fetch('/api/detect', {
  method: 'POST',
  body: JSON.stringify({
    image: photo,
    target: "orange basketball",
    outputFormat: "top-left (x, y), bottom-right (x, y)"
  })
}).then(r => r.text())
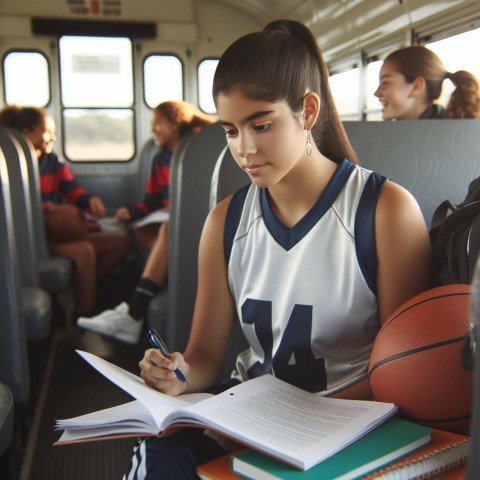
top-left (368, 284), bottom-right (472, 435)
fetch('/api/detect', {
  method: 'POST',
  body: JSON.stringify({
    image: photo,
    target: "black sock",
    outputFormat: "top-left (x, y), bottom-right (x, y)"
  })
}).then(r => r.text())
top-left (128, 278), bottom-right (161, 321)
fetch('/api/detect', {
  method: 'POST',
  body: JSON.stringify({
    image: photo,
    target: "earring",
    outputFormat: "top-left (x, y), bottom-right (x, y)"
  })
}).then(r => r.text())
top-left (306, 129), bottom-right (312, 156)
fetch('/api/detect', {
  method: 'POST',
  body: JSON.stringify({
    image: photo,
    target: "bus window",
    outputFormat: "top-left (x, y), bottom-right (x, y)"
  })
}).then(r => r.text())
top-left (365, 60), bottom-right (383, 120)
top-left (198, 58), bottom-right (218, 114)
top-left (59, 36), bottom-right (134, 162)
top-left (63, 109), bottom-right (134, 161)
top-left (426, 28), bottom-right (480, 108)
top-left (144, 54), bottom-right (183, 108)
top-left (329, 67), bottom-right (360, 120)
top-left (3, 51), bottom-right (50, 107)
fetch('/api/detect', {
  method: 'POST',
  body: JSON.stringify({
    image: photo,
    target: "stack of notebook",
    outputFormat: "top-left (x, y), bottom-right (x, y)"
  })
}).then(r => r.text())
top-left (197, 418), bottom-right (469, 480)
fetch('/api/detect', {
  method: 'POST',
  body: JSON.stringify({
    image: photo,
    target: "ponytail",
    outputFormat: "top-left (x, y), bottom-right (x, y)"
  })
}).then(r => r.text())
top-left (445, 70), bottom-right (480, 119)
top-left (265, 20), bottom-right (358, 163)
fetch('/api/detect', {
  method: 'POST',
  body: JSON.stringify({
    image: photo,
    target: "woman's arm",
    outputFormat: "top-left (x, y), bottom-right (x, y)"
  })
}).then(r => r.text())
top-left (375, 180), bottom-right (432, 324)
top-left (183, 197), bottom-right (237, 390)
top-left (139, 196), bottom-right (237, 395)
top-left (331, 185), bottom-right (431, 402)
top-left (88, 195), bottom-right (107, 218)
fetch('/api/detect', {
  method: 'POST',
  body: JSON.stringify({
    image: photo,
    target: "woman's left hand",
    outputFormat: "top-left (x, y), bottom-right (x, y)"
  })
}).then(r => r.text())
top-left (89, 196), bottom-right (107, 218)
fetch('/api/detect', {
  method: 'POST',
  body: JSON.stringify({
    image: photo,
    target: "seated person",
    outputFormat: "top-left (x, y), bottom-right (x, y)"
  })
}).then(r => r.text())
top-left (122, 19), bottom-right (432, 479)
top-left (374, 45), bottom-right (480, 120)
top-left (0, 105), bottom-right (131, 317)
top-left (77, 101), bottom-right (216, 343)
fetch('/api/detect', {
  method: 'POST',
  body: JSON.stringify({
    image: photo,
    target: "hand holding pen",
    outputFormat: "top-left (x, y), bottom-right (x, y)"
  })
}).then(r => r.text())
top-left (147, 328), bottom-right (188, 385)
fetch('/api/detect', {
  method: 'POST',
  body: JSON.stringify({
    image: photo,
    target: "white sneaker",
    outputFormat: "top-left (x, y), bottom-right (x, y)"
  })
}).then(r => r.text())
top-left (77, 302), bottom-right (143, 344)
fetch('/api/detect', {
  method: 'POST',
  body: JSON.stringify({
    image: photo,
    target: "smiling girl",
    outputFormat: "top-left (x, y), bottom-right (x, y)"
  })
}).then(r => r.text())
top-left (123, 20), bottom-right (431, 479)
top-left (375, 45), bottom-right (480, 120)
top-left (78, 101), bottom-right (215, 344)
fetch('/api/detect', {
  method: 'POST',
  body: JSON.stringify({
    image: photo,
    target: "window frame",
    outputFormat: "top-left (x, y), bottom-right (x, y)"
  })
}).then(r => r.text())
top-left (142, 52), bottom-right (185, 108)
top-left (58, 35), bottom-right (137, 163)
top-left (197, 57), bottom-right (219, 115)
top-left (2, 48), bottom-right (51, 108)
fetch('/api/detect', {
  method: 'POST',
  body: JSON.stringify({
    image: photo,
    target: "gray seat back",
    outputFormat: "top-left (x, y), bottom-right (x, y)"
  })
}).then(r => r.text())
top-left (0, 147), bottom-right (30, 404)
top-left (343, 120), bottom-right (480, 227)
top-left (0, 127), bottom-right (52, 340)
top-left (137, 138), bottom-right (160, 201)
top-left (0, 128), bottom-right (38, 286)
top-left (209, 146), bottom-right (251, 378)
top-left (163, 123), bottom-right (229, 352)
top-left (145, 135), bottom-right (192, 334)
top-left (210, 146), bottom-right (250, 209)
top-left (7, 128), bottom-right (72, 293)
top-left (8, 129), bottom-right (50, 259)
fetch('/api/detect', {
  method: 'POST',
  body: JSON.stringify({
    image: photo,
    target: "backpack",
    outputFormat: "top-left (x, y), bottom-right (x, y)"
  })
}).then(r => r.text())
top-left (430, 177), bottom-right (480, 286)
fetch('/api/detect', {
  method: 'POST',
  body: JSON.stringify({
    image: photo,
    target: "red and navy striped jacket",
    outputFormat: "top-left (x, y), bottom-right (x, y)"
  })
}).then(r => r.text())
top-left (127, 148), bottom-right (171, 221)
top-left (39, 152), bottom-right (92, 210)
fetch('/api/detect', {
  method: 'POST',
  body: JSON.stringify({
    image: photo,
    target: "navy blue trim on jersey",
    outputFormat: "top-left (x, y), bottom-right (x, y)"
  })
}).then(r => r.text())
top-left (354, 171), bottom-right (388, 295)
top-left (224, 184), bottom-right (250, 263)
top-left (261, 159), bottom-right (356, 251)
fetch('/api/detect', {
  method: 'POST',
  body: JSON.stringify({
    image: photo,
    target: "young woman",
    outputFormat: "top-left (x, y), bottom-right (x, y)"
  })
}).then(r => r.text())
top-left (78, 101), bottom-right (216, 344)
top-left (123, 20), bottom-right (431, 478)
top-left (0, 105), bottom-right (131, 315)
top-left (374, 45), bottom-right (480, 120)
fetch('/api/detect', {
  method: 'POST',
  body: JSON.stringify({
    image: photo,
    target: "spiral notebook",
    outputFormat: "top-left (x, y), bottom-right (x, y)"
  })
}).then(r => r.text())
top-left (362, 429), bottom-right (470, 479)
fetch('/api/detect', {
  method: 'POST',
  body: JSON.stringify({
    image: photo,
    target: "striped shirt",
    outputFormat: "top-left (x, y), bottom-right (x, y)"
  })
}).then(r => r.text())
top-left (39, 152), bottom-right (92, 210)
top-left (128, 148), bottom-right (171, 221)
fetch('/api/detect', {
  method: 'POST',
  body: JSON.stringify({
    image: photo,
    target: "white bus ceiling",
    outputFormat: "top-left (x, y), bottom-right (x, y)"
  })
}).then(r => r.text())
top-left (0, 0), bottom-right (478, 67)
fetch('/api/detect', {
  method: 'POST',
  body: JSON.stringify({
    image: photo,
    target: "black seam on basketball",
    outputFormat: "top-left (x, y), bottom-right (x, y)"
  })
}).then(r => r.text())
top-left (380, 292), bottom-right (469, 334)
top-left (368, 336), bottom-right (466, 377)
top-left (405, 414), bottom-right (470, 424)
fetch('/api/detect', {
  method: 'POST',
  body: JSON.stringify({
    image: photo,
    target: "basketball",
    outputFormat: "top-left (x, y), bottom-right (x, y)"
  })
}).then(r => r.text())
top-left (368, 284), bottom-right (472, 435)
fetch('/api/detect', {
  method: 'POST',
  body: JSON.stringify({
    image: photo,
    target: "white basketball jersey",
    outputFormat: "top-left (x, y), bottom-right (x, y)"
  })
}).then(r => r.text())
top-left (225, 159), bottom-right (387, 395)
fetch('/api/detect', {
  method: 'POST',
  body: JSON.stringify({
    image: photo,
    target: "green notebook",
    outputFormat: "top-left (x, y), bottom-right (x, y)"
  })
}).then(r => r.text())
top-left (231, 417), bottom-right (432, 480)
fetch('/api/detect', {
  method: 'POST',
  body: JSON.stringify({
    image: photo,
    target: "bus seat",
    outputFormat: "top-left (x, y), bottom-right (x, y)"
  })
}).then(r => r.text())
top-left (0, 382), bottom-right (13, 456)
top-left (343, 120), bottom-right (480, 227)
top-left (144, 134), bottom-right (193, 335)
top-left (210, 145), bottom-right (250, 208)
top-left (209, 146), bottom-right (251, 378)
top-left (0, 147), bottom-right (31, 404)
top-left (145, 133), bottom-right (193, 335)
top-left (137, 137), bottom-right (160, 202)
top-left (146, 124), bottom-right (229, 353)
top-left (7, 128), bottom-right (72, 294)
top-left (0, 128), bottom-right (52, 341)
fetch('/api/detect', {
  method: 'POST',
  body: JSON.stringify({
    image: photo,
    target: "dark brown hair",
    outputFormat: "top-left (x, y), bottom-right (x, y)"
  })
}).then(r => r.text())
top-left (0, 104), bottom-right (46, 131)
top-left (212, 19), bottom-right (357, 163)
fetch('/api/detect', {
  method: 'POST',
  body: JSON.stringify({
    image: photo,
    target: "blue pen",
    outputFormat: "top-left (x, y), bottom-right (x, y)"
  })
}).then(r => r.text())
top-left (147, 328), bottom-right (188, 385)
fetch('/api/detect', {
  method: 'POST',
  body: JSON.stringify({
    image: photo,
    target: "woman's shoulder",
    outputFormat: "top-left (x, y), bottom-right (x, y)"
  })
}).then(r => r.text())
top-left (346, 162), bottom-right (423, 224)
top-left (208, 184), bottom-right (253, 230)
top-left (376, 178), bottom-right (425, 231)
